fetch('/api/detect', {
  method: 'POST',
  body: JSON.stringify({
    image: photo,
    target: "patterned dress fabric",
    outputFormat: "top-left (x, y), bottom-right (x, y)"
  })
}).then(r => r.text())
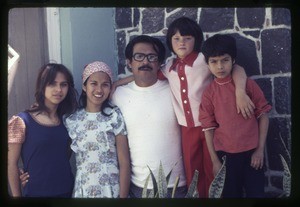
top-left (64, 107), bottom-right (127, 198)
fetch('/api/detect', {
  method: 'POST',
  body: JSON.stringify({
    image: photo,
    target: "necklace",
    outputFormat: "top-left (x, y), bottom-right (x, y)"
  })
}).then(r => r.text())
top-left (214, 78), bottom-right (232, 85)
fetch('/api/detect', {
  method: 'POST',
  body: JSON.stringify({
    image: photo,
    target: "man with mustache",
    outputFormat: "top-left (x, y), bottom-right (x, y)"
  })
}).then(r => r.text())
top-left (111, 35), bottom-right (187, 198)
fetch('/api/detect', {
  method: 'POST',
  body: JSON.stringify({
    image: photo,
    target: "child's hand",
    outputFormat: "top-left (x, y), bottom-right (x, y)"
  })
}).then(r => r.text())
top-left (235, 89), bottom-right (255, 119)
top-left (212, 159), bottom-right (222, 177)
top-left (251, 149), bottom-right (264, 170)
top-left (19, 168), bottom-right (29, 187)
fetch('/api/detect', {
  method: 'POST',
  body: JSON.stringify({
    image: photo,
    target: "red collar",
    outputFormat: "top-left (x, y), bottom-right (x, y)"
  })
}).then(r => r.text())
top-left (169, 52), bottom-right (198, 72)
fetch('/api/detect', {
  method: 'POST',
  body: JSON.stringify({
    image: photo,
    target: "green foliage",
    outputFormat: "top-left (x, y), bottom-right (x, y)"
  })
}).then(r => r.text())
top-left (157, 161), bottom-right (168, 198)
top-left (142, 161), bottom-right (199, 198)
top-left (278, 133), bottom-right (291, 197)
top-left (142, 157), bottom-right (227, 198)
top-left (208, 156), bottom-right (226, 198)
top-left (185, 170), bottom-right (199, 198)
top-left (279, 154), bottom-right (291, 197)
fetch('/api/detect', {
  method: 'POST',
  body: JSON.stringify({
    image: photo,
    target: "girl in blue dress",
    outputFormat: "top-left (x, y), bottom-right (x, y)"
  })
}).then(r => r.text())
top-left (8, 63), bottom-right (78, 197)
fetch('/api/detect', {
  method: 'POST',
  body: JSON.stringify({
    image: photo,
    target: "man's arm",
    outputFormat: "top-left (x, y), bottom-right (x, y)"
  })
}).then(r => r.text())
top-left (232, 64), bottom-right (255, 119)
top-left (110, 75), bottom-right (134, 100)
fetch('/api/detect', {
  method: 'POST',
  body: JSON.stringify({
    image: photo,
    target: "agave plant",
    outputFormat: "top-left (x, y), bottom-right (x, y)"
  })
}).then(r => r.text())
top-left (208, 156), bottom-right (226, 198)
top-left (142, 161), bottom-right (199, 198)
top-left (184, 170), bottom-right (199, 198)
top-left (279, 154), bottom-right (291, 197)
top-left (278, 133), bottom-right (291, 197)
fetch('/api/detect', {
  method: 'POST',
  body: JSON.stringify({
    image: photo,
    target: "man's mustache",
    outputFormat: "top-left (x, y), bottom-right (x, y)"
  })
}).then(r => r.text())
top-left (138, 65), bottom-right (153, 71)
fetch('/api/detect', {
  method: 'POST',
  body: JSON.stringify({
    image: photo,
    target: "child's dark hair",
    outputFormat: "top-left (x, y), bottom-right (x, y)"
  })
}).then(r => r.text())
top-left (201, 34), bottom-right (237, 64)
top-left (27, 63), bottom-right (78, 117)
top-left (78, 77), bottom-right (114, 117)
top-left (166, 17), bottom-right (203, 53)
top-left (125, 35), bottom-right (166, 64)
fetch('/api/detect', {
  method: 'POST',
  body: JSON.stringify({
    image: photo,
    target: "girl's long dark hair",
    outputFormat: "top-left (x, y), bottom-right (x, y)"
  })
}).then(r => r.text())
top-left (78, 77), bottom-right (114, 117)
top-left (27, 63), bottom-right (78, 118)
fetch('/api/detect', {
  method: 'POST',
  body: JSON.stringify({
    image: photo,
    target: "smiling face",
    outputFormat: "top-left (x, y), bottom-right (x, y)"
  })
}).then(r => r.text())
top-left (207, 54), bottom-right (234, 79)
top-left (83, 71), bottom-right (111, 112)
top-left (127, 42), bottom-right (160, 87)
top-left (171, 31), bottom-right (195, 59)
top-left (44, 72), bottom-right (69, 109)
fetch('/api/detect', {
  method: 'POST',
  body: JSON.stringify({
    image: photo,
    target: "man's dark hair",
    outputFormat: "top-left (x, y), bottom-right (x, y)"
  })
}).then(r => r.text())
top-left (125, 35), bottom-right (166, 64)
top-left (201, 34), bottom-right (237, 64)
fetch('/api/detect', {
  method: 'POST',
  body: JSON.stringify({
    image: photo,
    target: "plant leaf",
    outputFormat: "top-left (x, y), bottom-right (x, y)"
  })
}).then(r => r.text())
top-left (148, 189), bottom-right (155, 198)
top-left (171, 176), bottom-right (180, 198)
top-left (165, 158), bottom-right (180, 185)
top-left (279, 154), bottom-right (291, 197)
top-left (185, 170), bottom-right (199, 198)
top-left (209, 155), bottom-right (226, 198)
top-left (142, 174), bottom-right (151, 198)
top-left (157, 161), bottom-right (168, 198)
top-left (147, 165), bottom-right (158, 197)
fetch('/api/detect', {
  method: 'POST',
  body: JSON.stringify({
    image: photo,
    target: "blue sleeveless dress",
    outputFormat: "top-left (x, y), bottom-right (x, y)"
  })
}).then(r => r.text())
top-left (19, 112), bottom-right (74, 197)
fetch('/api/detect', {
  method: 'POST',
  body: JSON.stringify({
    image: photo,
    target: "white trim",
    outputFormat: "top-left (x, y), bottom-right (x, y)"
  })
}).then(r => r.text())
top-left (8, 44), bottom-right (19, 72)
top-left (46, 8), bottom-right (61, 63)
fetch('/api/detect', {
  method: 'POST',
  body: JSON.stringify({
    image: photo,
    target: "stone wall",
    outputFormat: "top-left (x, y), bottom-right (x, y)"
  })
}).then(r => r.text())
top-left (115, 7), bottom-right (291, 197)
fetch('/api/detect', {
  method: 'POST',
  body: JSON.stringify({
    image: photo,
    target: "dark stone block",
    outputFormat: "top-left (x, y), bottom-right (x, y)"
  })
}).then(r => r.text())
top-left (115, 8), bottom-right (132, 29)
top-left (230, 33), bottom-right (260, 76)
top-left (142, 8), bottom-right (164, 34)
top-left (152, 35), bottom-right (171, 59)
top-left (266, 117), bottom-right (291, 171)
top-left (116, 31), bottom-right (126, 74)
top-left (237, 8), bottom-right (265, 29)
top-left (254, 78), bottom-right (272, 105)
top-left (274, 77), bottom-right (291, 114)
top-left (166, 8), bottom-right (198, 28)
top-left (261, 28), bottom-right (291, 74)
top-left (199, 8), bottom-right (234, 32)
top-left (133, 8), bottom-right (140, 27)
top-left (272, 8), bottom-right (291, 26)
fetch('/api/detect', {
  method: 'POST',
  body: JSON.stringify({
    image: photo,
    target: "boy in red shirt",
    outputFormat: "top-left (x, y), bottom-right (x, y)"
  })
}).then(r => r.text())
top-left (199, 34), bottom-right (272, 197)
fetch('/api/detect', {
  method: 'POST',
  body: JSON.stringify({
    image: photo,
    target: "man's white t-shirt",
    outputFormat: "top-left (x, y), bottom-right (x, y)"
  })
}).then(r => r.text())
top-left (112, 80), bottom-right (186, 188)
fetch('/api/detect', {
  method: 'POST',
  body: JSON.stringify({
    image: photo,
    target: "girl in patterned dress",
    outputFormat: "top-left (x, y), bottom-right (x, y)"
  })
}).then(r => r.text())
top-left (64, 61), bottom-right (130, 198)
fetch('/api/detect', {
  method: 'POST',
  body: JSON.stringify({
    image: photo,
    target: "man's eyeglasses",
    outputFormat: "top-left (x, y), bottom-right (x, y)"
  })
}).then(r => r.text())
top-left (133, 53), bottom-right (158, 62)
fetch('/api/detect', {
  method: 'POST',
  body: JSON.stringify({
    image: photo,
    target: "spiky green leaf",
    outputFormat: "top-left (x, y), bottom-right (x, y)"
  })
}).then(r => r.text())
top-left (147, 165), bottom-right (158, 197)
top-left (185, 170), bottom-right (199, 198)
top-left (148, 189), bottom-right (155, 198)
top-left (209, 156), bottom-right (226, 198)
top-left (142, 174), bottom-right (151, 198)
top-left (171, 176), bottom-right (180, 198)
top-left (165, 158), bottom-right (180, 185)
top-left (279, 154), bottom-right (291, 197)
top-left (157, 161), bottom-right (168, 198)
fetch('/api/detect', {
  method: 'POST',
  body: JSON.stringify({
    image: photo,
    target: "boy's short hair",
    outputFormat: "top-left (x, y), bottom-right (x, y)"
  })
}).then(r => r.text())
top-left (201, 34), bottom-right (237, 63)
top-left (125, 35), bottom-right (166, 64)
top-left (166, 17), bottom-right (203, 54)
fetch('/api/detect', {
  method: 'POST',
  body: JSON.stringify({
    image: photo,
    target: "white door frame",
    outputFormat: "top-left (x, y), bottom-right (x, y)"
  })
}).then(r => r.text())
top-left (46, 7), bottom-right (61, 63)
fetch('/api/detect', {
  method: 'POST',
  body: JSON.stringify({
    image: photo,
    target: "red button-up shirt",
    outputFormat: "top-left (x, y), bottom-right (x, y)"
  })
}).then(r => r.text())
top-left (199, 75), bottom-right (272, 153)
top-left (159, 52), bottom-right (213, 127)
